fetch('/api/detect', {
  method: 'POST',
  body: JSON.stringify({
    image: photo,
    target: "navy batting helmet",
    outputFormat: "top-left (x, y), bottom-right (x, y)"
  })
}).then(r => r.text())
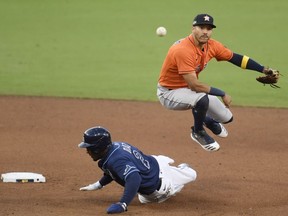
top-left (78, 126), bottom-right (112, 160)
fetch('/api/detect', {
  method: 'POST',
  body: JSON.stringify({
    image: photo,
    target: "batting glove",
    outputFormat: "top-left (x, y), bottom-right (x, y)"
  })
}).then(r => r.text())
top-left (107, 202), bottom-right (127, 214)
top-left (79, 181), bottom-right (103, 191)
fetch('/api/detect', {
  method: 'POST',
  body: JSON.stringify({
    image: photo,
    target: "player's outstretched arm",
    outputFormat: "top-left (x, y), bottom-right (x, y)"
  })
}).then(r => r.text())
top-left (228, 53), bottom-right (265, 72)
top-left (107, 172), bottom-right (142, 214)
top-left (79, 174), bottom-right (113, 191)
top-left (79, 180), bottom-right (103, 191)
top-left (228, 53), bottom-right (281, 87)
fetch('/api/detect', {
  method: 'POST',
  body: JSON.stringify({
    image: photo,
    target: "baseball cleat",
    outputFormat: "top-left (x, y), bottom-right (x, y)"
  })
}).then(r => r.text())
top-left (191, 127), bottom-right (220, 152)
top-left (204, 122), bottom-right (228, 138)
top-left (217, 123), bottom-right (228, 138)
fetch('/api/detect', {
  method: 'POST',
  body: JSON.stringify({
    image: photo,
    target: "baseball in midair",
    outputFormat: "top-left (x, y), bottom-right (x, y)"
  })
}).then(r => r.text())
top-left (156, 26), bottom-right (167, 37)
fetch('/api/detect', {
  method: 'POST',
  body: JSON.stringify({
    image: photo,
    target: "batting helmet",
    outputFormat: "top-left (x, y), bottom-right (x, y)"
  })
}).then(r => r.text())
top-left (78, 126), bottom-right (112, 160)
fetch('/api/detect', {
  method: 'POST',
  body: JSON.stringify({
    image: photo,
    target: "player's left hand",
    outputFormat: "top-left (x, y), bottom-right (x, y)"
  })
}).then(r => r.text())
top-left (257, 67), bottom-right (281, 88)
top-left (107, 202), bottom-right (127, 214)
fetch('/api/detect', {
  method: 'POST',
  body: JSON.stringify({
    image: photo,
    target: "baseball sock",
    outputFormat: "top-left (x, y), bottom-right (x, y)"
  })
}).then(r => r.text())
top-left (204, 116), bottom-right (221, 134)
top-left (192, 95), bottom-right (209, 132)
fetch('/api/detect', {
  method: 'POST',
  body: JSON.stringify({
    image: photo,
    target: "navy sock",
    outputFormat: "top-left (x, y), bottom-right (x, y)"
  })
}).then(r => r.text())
top-left (192, 95), bottom-right (209, 132)
top-left (204, 116), bottom-right (217, 127)
top-left (204, 116), bottom-right (221, 134)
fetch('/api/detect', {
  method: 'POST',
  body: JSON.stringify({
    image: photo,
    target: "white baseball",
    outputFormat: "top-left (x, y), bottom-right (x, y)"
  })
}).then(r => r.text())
top-left (156, 26), bottom-right (167, 37)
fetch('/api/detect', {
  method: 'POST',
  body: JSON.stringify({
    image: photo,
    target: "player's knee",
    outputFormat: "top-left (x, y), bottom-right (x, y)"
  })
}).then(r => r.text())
top-left (223, 116), bottom-right (233, 124)
top-left (195, 94), bottom-right (209, 110)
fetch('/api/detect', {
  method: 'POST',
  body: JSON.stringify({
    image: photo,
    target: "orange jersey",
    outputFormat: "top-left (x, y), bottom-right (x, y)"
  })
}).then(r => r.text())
top-left (158, 35), bottom-right (233, 89)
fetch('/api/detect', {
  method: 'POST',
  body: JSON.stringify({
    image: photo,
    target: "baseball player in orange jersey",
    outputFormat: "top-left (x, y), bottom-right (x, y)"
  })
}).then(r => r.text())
top-left (157, 14), bottom-right (279, 152)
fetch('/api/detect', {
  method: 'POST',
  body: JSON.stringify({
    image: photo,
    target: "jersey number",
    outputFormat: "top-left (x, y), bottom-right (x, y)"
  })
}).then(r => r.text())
top-left (133, 150), bottom-right (150, 169)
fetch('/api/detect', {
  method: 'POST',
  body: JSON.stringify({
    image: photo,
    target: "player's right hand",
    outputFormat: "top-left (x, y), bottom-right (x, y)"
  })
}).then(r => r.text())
top-left (107, 202), bottom-right (127, 214)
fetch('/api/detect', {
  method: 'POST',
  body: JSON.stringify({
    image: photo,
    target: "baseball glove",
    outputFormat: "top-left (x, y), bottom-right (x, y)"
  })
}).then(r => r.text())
top-left (256, 68), bottom-right (281, 88)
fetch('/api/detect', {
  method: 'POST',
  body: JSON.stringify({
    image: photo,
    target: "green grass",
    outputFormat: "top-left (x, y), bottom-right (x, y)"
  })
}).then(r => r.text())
top-left (0, 0), bottom-right (287, 107)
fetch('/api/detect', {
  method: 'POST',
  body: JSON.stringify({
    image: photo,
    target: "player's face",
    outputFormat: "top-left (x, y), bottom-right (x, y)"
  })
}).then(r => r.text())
top-left (86, 147), bottom-right (108, 161)
top-left (86, 148), bottom-right (102, 161)
top-left (192, 25), bottom-right (213, 44)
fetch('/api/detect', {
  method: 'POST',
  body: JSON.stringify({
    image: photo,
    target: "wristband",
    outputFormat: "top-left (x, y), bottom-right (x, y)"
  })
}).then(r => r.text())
top-left (209, 87), bottom-right (225, 97)
top-left (119, 202), bottom-right (127, 211)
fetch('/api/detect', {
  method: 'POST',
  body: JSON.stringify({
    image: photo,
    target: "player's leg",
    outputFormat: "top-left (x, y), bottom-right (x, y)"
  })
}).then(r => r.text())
top-left (138, 155), bottom-right (195, 204)
top-left (153, 155), bottom-right (197, 186)
top-left (138, 177), bottom-right (176, 204)
top-left (191, 95), bottom-right (220, 151)
top-left (157, 85), bottom-right (205, 110)
top-left (207, 95), bottom-right (233, 123)
top-left (154, 155), bottom-right (196, 199)
top-left (204, 95), bottom-right (233, 137)
top-left (168, 163), bottom-right (197, 186)
top-left (157, 86), bottom-right (220, 151)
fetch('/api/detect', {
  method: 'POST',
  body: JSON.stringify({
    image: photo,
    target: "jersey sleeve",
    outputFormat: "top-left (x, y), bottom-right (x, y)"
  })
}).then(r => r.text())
top-left (99, 174), bottom-right (113, 186)
top-left (211, 40), bottom-right (233, 61)
top-left (119, 172), bottom-right (142, 205)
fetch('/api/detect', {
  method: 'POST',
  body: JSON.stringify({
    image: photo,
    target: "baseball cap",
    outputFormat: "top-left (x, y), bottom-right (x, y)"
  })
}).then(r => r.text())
top-left (192, 14), bottom-right (216, 28)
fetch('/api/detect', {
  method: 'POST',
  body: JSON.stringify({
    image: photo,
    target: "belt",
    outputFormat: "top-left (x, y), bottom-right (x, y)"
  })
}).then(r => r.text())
top-left (157, 84), bottom-right (173, 91)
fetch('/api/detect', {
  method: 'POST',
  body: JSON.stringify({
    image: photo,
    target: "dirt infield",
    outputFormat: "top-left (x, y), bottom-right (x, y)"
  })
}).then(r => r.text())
top-left (1, 96), bottom-right (288, 216)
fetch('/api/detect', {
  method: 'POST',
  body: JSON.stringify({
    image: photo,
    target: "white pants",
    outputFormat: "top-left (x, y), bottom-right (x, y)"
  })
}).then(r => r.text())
top-left (157, 84), bottom-right (232, 123)
top-left (138, 155), bottom-right (197, 203)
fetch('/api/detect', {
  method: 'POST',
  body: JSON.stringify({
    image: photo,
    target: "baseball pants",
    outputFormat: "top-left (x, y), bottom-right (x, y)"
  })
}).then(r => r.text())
top-left (157, 84), bottom-right (232, 123)
top-left (138, 155), bottom-right (197, 203)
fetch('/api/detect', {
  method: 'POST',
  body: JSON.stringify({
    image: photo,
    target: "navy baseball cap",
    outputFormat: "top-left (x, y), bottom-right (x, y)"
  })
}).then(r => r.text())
top-left (192, 14), bottom-right (216, 28)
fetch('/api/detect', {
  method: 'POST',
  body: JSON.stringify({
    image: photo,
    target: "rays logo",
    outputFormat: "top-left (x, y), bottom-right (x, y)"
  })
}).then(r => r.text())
top-left (123, 165), bottom-right (136, 175)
